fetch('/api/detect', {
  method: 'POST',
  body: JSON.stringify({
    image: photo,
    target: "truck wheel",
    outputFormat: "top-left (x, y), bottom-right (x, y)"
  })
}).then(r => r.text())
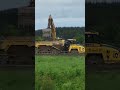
top-left (70, 50), bottom-right (79, 55)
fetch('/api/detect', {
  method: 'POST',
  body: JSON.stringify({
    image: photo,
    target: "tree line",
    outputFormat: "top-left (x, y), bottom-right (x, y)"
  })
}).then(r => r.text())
top-left (35, 27), bottom-right (85, 44)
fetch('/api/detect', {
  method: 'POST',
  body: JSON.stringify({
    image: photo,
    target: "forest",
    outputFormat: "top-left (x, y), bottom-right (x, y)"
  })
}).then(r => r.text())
top-left (35, 27), bottom-right (85, 44)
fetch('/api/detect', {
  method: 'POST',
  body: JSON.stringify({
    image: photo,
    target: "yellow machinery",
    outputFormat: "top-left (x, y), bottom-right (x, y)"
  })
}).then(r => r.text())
top-left (35, 15), bottom-right (85, 54)
top-left (0, 37), bottom-right (34, 64)
top-left (67, 39), bottom-right (85, 54)
top-left (85, 32), bottom-right (120, 64)
top-left (69, 44), bottom-right (85, 54)
top-left (0, 37), bottom-right (34, 51)
top-left (35, 40), bottom-right (65, 54)
top-left (35, 15), bottom-right (66, 54)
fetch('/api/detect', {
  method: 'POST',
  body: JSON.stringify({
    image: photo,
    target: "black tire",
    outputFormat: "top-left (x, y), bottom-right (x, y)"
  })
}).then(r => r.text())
top-left (70, 50), bottom-right (79, 55)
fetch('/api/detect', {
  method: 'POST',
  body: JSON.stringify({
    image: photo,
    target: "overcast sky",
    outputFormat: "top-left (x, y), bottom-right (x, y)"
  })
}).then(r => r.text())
top-left (0, 0), bottom-right (30, 11)
top-left (35, 0), bottom-right (85, 30)
top-left (86, 0), bottom-right (120, 3)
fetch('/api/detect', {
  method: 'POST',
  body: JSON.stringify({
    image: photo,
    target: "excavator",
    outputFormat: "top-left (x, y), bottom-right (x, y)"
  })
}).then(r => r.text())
top-left (85, 32), bottom-right (120, 64)
top-left (35, 15), bottom-right (85, 54)
top-left (35, 15), bottom-right (65, 54)
top-left (0, 0), bottom-right (35, 65)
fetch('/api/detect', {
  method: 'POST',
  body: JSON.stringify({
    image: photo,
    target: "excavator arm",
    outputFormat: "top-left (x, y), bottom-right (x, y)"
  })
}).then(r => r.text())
top-left (48, 15), bottom-right (56, 40)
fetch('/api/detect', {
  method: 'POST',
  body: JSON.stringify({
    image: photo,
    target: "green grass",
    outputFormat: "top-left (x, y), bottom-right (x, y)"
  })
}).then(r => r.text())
top-left (0, 67), bottom-right (34, 90)
top-left (86, 71), bottom-right (120, 90)
top-left (35, 55), bottom-right (85, 90)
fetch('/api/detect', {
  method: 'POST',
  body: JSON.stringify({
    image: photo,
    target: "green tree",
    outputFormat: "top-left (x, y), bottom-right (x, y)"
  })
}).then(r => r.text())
top-left (74, 34), bottom-right (85, 44)
top-left (35, 36), bottom-right (43, 41)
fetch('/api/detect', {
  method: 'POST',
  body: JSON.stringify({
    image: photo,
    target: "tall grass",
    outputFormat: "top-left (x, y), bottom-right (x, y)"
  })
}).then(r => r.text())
top-left (35, 55), bottom-right (85, 90)
top-left (86, 71), bottom-right (120, 90)
top-left (0, 68), bottom-right (34, 90)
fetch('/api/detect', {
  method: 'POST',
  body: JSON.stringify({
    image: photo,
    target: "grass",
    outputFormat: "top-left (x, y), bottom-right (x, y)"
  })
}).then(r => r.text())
top-left (35, 55), bottom-right (85, 90)
top-left (1, 56), bottom-right (119, 90)
top-left (86, 70), bottom-right (120, 90)
top-left (0, 67), bottom-right (34, 90)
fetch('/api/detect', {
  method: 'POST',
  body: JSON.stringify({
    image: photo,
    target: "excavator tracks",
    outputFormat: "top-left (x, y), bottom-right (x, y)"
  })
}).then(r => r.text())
top-left (35, 48), bottom-right (83, 55)
top-left (0, 46), bottom-right (34, 66)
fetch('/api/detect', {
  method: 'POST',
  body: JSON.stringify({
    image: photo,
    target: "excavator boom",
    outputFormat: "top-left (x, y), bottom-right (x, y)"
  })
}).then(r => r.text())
top-left (48, 15), bottom-right (56, 40)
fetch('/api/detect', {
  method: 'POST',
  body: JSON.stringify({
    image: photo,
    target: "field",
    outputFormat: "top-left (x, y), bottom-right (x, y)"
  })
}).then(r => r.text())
top-left (35, 55), bottom-right (85, 90)
top-left (86, 70), bottom-right (120, 90)
top-left (0, 67), bottom-right (34, 90)
top-left (1, 56), bottom-right (120, 90)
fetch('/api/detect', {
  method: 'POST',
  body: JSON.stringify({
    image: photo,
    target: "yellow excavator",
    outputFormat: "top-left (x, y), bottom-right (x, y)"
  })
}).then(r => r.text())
top-left (85, 32), bottom-right (120, 64)
top-left (35, 15), bottom-right (65, 54)
top-left (35, 15), bottom-right (85, 54)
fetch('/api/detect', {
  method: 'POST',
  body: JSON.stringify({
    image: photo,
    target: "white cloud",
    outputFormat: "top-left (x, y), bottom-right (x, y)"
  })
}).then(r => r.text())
top-left (35, 0), bottom-right (85, 30)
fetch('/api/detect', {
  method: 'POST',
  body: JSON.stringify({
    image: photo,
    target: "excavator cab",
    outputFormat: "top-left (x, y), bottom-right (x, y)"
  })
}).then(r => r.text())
top-left (67, 39), bottom-right (77, 44)
top-left (64, 39), bottom-right (82, 53)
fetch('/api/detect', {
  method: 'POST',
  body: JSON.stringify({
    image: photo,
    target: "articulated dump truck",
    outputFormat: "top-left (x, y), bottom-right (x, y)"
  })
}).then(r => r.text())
top-left (0, 37), bottom-right (34, 65)
top-left (85, 32), bottom-right (120, 64)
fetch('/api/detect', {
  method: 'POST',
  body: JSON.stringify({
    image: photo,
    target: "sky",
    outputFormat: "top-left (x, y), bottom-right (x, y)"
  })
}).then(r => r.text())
top-left (35, 0), bottom-right (85, 30)
top-left (86, 0), bottom-right (120, 3)
top-left (0, 0), bottom-right (30, 11)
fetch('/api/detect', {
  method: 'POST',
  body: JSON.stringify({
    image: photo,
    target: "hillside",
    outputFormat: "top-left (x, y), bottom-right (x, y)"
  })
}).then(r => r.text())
top-left (35, 27), bottom-right (85, 43)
